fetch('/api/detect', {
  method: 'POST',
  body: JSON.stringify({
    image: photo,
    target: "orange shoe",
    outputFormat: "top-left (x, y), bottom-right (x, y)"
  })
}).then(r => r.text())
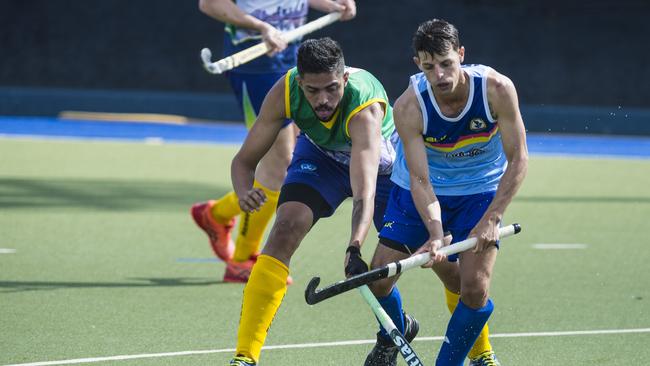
top-left (223, 254), bottom-right (293, 285)
top-left (190, 200), bottom-right (235, 262)
top-left (223, 257), bottom-right (255, 283)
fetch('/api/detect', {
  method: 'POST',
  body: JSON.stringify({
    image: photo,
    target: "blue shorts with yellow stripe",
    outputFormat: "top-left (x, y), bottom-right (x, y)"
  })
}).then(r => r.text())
top-left (378, 185), bottom-right (496, 261)
top-left (226, 71), bottom-right (293, 128)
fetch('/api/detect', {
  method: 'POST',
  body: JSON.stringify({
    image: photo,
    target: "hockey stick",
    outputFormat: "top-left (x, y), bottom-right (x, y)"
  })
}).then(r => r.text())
top-left (305, 223), bottom-right (521, 305)
top-left (200, 12), bottom-right (342, 74)
top-left (358, 285), bottom-right (424, 365)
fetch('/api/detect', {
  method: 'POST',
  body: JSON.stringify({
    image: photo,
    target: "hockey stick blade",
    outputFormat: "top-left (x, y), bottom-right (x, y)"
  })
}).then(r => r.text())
top-left (305, 268), bottom-right (390, 305)
top-left (200, 48), bottom-right (222, 74)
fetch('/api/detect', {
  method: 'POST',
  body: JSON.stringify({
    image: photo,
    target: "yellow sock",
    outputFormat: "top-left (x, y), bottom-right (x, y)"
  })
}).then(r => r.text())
top-left (233, 180), bottom-right (279, 262)
top-left (210, 191), bottom-right (241, 224)
top-left (444, 287), bottom-right (492, 359)
top-left (236, 255), bottom-right (288, 362)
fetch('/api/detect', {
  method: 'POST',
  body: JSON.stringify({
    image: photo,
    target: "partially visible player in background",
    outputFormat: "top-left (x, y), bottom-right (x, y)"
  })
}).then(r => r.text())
top-left (191, 0), bottom-right (356, 283)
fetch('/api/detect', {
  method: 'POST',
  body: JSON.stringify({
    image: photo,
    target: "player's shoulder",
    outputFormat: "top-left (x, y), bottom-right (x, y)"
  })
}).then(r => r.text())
top-left (344, 66), bottom-right (388, 103)
top-left (346, 66), bottom-right (371, 76)
top-left (346, 66), bottom-right (382, 87)
top-left (393, 85), bottom-right (421, 122)
top-left (394, 83), bottom-right (418, 110)
top-left (483, 66), bottom-right (517, 101)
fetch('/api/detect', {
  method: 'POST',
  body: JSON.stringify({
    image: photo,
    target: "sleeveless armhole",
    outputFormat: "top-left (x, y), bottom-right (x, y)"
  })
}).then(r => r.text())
top-left (284, 70), bottom-right (293, 119)
top-left (344, 98), bottom-right (387, 138)
top-left (481, 66), bottom-right (497, 123)
top-left (410, 74), bottom-right (429, 134)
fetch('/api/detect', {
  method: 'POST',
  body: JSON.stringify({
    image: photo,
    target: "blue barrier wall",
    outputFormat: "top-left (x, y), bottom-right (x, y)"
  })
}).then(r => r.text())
top-left (1, 0), bottom-right (649, 135)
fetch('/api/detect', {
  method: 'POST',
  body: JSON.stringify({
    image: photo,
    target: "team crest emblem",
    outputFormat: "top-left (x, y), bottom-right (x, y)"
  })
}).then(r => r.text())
top-left (469, 118), bottom-right (487, 131)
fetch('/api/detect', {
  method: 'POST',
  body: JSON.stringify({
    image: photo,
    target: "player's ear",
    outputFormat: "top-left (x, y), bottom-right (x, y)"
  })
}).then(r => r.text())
top-left (343, 71), bottom-right (349, 85)
top-left (458, 46), bottom-right (465, 63)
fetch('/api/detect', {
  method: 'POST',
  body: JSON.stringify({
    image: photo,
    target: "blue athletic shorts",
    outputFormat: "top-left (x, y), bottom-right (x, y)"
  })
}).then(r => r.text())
top-left (283, 134), bottom-right (394, 231)
top-left (378, 185), bottom-right (496, 261)
top-left (227, 71), bottom-right (293, 128)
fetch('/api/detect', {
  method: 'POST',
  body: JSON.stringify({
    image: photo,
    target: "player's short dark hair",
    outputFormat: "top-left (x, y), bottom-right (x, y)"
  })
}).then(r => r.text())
top-left (297, 37), bottom-right (345, 76)
top-left (412, 19), bottom-right (460, 56)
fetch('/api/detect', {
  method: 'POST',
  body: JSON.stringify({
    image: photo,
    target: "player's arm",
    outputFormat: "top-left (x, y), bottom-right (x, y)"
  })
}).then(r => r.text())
top-left (393, 88), bottom-right (446, 265)
top-left (308, 0), bottom-right (357, 20)
top-left (471, 70), bottom-right (529, 252)
top-left (198, 0), bottom-right (287, 54)
top-left (344, 102), bottom-right (383, 274)
top-left (231, 77), bottom-right (287, 213)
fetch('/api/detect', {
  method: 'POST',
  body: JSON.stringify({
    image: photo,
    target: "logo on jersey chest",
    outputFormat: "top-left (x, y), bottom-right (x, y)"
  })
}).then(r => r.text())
top-left (469, 118), bottom-right (487, 132)
top-left (424, 134), bottom-right (447, 143)
top-left (300, 163), bottom-right (317, 172)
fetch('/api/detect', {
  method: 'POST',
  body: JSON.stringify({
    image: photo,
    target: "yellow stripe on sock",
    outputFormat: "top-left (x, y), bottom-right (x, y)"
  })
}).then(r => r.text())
top-left (236, 255), bottom-right (289, 362)
top-left (211, 192), bottom-right (241, 224)
top-left (234, 180), bottom-right (280, 262)
top-left (444, 287), bottom-right (493, 359)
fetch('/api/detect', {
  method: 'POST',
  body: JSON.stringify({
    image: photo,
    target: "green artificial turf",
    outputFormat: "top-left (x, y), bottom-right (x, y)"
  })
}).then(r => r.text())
top-left (1, 137), bottom-right (649, 365)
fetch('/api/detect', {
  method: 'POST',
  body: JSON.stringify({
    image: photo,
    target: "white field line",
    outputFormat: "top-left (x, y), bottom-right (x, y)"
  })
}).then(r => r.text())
top-left (0, 248), bottom-right (17, 254)
top-left (4, 327), bottom-right (650, 366)
top-left (532, 243), bottom-right (588, 250)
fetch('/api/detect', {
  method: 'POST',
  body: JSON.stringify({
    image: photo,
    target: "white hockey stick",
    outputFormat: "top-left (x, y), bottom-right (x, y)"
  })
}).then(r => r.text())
top-left (305, 224), bottom-right (522, 304)
top-left (201, 12), bottom-right (342, 74)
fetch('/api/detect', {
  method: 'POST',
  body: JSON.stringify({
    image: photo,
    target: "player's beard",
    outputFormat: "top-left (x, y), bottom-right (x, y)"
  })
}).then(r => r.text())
top-left (314, 102), bottom-right (339, 122)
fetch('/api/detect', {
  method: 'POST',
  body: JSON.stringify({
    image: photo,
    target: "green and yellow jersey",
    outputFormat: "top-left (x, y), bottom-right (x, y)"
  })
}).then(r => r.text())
top-left (284, 67), bottom-right (398, 174)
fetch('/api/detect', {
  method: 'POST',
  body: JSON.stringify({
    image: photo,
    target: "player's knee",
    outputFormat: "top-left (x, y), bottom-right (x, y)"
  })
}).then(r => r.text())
top-left (264, 216), bottom-right (310, 259)
top-left (368, 279), bottom-right (393, 297)
top-left (460, 281), bottom-right (489, 309)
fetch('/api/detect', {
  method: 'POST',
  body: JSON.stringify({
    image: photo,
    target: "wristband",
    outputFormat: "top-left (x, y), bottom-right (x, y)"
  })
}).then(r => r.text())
top-left (346, 245), bottom-right (361, 255)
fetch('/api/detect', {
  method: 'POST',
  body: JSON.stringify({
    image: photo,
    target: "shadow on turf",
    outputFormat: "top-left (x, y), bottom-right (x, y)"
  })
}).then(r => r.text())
top-left (0, 178), bottom-right (231, 211)
top-left (0, 277), bottom-right (238, 293)
top-left (3, 178), bottom-right (649, 210)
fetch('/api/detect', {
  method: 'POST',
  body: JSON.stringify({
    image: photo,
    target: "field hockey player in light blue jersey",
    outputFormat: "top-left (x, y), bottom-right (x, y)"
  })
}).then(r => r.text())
top-left (365, 19), bottom-right (528, 366)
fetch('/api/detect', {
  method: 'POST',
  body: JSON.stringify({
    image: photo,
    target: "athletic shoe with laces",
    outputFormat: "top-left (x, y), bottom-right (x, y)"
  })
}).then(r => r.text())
top-left (223, 253), bottom-right (294, 285)
top-left (190, 200), bottom-right (235, 261)
top-left (468, 350), bottom-right (501, 366)
top-left (229, 355), bottom-right (256, 366)
top-left (364, 313), bottom-right (420, 366)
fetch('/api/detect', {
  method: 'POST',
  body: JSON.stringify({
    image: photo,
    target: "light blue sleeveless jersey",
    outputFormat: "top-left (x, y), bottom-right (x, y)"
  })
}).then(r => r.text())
top-left (391, 64), bottom-right (507, 195)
